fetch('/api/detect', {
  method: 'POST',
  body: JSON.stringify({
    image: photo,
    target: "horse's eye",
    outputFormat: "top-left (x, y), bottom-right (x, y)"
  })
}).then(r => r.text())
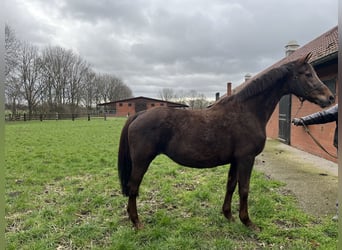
top-left (305, 73), bottom-right (312, 77)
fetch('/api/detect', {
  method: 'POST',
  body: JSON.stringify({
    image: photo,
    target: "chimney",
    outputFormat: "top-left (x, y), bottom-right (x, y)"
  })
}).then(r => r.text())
top-left (244, 73), bottom-right (252, 82)
top-left (215, 92), bottom-right (220, 101)
top-left (227, 82), bottom-right (232, 96)
top-left (285, 40), bottom-right (299, 56)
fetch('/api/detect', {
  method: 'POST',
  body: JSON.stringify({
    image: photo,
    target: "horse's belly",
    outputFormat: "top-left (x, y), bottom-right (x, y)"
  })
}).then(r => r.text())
top-left (166, 147), bottom-right (231, 168)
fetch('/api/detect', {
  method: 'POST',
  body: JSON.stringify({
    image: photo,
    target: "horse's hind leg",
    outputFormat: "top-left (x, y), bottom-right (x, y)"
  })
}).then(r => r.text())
top-left (222, 161), bottom-right (238, 221)
top-left (126, 160), bottom-right (151, 229)
top-left (237, 156), bottom-right (260, 231)
top-left (127, 195), bottom-right (142, 229)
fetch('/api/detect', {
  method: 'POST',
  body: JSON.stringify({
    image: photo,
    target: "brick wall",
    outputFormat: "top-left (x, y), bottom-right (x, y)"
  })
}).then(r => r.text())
top-left (116, 102), bottom-right (136, 117)
top-left (290, 97), bottom-right (337, 162)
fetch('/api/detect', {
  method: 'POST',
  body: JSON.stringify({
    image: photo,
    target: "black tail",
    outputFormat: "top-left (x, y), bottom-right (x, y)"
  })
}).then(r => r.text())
top-left (118, 114), bottom-right (139, 196)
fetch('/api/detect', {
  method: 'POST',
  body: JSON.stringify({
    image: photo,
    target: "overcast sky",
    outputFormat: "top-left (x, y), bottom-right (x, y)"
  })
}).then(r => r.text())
top-left (5, 0), bottom-right (338, 99)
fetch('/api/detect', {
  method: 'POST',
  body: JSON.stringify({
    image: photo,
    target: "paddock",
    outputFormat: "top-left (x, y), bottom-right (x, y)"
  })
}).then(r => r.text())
top-left (5, 119), bottom-right (337, 249)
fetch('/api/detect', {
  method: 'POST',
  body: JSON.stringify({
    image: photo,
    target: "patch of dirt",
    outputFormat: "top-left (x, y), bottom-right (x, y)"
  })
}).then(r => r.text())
top-left (254, 139), bottom-right (338, 219)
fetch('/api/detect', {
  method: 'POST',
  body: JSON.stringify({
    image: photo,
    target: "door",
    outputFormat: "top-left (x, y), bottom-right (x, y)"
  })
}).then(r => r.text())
top-left (135, 101), bottom-right (147, 113)
top-left (278, 95), bottom-right (291, 144)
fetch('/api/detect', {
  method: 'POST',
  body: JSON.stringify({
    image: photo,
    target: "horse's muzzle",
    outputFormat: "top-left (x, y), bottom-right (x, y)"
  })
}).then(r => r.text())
top-left (318, 94), bottom-right (335, 108)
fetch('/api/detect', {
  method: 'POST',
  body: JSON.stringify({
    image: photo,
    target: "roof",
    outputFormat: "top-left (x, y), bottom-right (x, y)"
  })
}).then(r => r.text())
top-left (98, 96), bottom-right (189, 108)
top-left (271, 25), bottom-right (337, 68)
top-left (233, 26), bottom-right (338, 94)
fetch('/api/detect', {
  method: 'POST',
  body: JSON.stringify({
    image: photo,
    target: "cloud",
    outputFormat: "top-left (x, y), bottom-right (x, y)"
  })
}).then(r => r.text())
top-left (5, 0), bottom-right (338, 99)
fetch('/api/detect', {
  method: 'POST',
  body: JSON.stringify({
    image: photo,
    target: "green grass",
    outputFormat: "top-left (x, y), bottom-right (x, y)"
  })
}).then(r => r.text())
top-left (5, 119), bottom-right (337, 249)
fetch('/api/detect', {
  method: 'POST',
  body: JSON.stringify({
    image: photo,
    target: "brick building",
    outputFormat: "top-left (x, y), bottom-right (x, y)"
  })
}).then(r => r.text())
top-left (233, 26), bottom-right (338, 162)
top-left (97, 96), bottom-right (188, 117)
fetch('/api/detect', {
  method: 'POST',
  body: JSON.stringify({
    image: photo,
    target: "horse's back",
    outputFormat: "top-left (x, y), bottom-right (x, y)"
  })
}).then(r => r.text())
top-left (127, 107), bottom-right (181, 153)
top-left (129, 106), bottom-right (200, 132)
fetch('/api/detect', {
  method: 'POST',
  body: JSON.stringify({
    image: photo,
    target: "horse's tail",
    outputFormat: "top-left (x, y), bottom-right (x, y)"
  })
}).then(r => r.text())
top-left (118, 114), bottom-right (140, 196)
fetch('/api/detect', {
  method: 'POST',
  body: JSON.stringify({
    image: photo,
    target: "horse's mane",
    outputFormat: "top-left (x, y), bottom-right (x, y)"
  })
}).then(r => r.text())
top-left (216, 61), bottom-right (295, 105)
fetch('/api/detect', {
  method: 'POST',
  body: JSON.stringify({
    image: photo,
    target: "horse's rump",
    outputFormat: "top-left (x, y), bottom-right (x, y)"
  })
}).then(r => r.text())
top-left (118, 113), bottom-right (141, 196)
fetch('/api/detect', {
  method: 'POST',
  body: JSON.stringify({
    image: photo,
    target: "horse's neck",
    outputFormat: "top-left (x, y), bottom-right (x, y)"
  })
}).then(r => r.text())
top-left (251, 81), bottom-right (288, 123)
top-left (214, 75), bottom-right (290, 124)
top-left (228, 64), bottom-right (293, 124)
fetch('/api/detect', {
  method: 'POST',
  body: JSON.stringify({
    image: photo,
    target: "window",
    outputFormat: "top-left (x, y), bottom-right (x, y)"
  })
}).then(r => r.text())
top-left (160, 103), bottom-right (164, 106)
top-left (119, 103), bottom-right (123, 107)
top-left (128, 103), bottom-right (132, 107)
top-left (151, 103), bottom-right (155, 107)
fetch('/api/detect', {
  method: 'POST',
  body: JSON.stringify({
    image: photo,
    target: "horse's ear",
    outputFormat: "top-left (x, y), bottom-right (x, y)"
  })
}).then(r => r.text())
top-left (304, 52), bottom-right (313, 62)
top-left (298, 52), bottom-right (312, 64)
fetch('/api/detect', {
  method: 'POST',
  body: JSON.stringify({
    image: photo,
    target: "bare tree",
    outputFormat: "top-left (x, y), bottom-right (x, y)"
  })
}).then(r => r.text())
top-left (107, 77), bottom-right (132, 101)
top-left (19, 42), bottom-right (44, 118)
top-left (65, 53), bottom-right (90, 113)
top-left (187, 89), bottom-right (198, 109)
top-left (175, 89), bottom-right (209, 110)
top-left (118, 84), bottom-right (133, 100)
top-left (5, 25), bottom-right (133, 115)
top-left (158, 88), bottom-right (175, 101)
top-left (173, 90), bottom-right (187, 105)
top-left (5, 77), bottom-right (22, 115)
top-left (41, 46), bottom-right (74, 111)
top-left (83, 69), bottom-right (96, 110)
top-left (5, 24), bottom-right (20, 79)
top-left (94, 74), bottom-right (111, 104)
top-left (192, 93), bottom-right (210, 110)
top-left (94, 73), bottom-right (132, 104)
top-left (5, 24), bottom-right (21, 114)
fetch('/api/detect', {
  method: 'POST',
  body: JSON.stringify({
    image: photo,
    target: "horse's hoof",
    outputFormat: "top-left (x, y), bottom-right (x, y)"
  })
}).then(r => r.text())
top-left (240, 218), bottom-right (261, 232)
top-left (247, 222), bottom-right (261, 232)
top-left (227, 216), bottom-right (235, 222)
top-left (134, 222), bottom-right (144, 230)
top-left (222, 210), bottom-right (234, 222)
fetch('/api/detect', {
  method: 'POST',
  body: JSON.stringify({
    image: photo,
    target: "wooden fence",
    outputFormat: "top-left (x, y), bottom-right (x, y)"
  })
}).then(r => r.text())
top-left (5, 113), bottom-right (107, 122)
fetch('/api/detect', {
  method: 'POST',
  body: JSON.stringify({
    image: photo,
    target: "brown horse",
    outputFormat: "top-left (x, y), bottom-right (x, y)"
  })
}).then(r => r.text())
top-left (118, 53), bottom-right (334, 230)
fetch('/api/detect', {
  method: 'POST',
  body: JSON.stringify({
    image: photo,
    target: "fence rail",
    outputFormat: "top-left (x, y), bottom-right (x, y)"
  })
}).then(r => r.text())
top-left (5, 113), bottom-right (108, 122)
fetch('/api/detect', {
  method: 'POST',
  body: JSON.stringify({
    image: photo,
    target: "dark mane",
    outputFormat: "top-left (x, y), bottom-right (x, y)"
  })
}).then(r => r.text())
top-left (236, 63), bottom-right (294, 101)
top-left (215, 62), bottom-right (295, 106)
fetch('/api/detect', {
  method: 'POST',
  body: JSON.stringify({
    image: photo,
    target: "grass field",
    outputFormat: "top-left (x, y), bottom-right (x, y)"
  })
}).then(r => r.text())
top-left (5, 119), bottom-right (337, 249)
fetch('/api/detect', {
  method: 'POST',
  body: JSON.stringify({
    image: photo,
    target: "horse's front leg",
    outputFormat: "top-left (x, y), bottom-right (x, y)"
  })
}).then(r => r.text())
top-left (237, 156), bottom-right (260, 231)
top-left (222, 162), bottom-right (238, 222)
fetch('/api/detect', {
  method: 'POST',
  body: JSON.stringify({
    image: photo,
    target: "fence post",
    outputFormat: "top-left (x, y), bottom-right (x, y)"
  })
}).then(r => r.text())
top-left (23, 113), bottom-right (26, 121)
top-left (88, 114), bottom-right (90, 121)
top-left (72, 114), bottom-right (75, 121)
top-left (40, 114), bottom-right (43, 122)
top-left (104, 113), bottom-right (107, 121)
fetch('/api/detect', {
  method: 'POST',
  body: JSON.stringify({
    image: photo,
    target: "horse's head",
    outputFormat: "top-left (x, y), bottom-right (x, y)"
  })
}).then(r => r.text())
top-left (290, 53), bottom-right (335, 108)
